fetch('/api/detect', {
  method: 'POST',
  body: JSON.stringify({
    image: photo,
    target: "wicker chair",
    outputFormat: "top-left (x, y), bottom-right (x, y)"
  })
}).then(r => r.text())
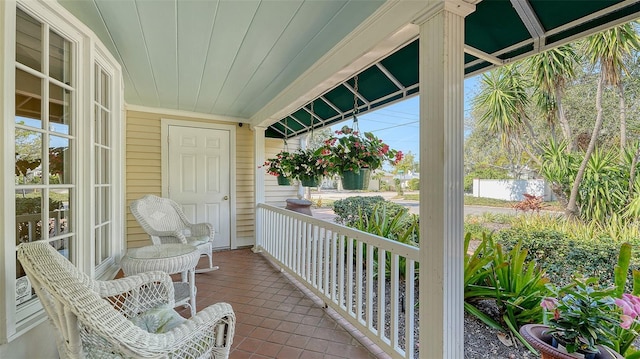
top-left (130, 194), bottom-right (219, 273)
top-left (17, 242), bottom-right (235, 359)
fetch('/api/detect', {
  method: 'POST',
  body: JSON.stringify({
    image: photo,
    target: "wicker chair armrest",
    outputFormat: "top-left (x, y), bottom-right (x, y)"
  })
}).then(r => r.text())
top-left (152, 229), bottom-right (188, 243)
top-left (94, 271), bottom-right (175, 314)
top-left (81, 302), bottom-right (235, 358)
top-left (163, 302), bottom-right (236, 357)
top-left (94, 271), bottom-right (172, 297)
top-left (187, 222), bottom-right (215, 238)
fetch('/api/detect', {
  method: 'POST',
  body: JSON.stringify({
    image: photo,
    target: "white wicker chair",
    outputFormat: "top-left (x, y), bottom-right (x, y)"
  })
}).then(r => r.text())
top-left (17, 242), bottom-right (235, 359)
top-left (130, 194), bottom-right (219, 273)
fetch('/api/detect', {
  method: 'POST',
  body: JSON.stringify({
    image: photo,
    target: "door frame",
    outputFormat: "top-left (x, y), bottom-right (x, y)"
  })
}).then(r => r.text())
top-left (160, 118), bottom-right (237, 249)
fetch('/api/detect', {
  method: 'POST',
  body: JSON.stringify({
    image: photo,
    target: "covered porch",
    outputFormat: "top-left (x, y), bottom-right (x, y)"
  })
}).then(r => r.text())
top-left (183, 248), bottom-right (383, 359)
top-left (4, 0), bottom-right (640, 358)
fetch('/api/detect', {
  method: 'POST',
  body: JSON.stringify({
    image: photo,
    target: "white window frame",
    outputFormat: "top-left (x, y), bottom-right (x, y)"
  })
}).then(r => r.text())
top-left (1, 0), bottom-right (124, 343)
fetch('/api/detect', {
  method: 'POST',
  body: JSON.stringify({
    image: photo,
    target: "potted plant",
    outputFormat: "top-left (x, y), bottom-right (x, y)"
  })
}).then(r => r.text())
top-left (322, 125), bottom-right (403, 190)
top-left (520, 280), bottom-right (625, 359)
top-left (261, 150), bottom-right (295, 185)
top-left (289, 148), bottom-right (331, 187)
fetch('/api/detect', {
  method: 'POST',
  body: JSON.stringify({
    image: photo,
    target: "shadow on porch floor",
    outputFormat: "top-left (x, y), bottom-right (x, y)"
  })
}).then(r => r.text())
top-left (177, 248), bottom-right (386, 359)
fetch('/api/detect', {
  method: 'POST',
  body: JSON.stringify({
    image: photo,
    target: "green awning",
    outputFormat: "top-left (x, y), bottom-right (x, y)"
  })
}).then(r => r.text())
top-left (267, 0), bottom-right (640, 139)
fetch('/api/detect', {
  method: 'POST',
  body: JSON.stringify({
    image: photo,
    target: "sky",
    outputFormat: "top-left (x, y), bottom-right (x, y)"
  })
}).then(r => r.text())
top-left (329, 75), bottom-right (482, 162)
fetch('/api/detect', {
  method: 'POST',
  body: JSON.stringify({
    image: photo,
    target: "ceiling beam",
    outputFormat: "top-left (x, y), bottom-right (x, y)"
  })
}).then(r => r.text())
top-left (463, 45), bottom-right (503, 66)
top-left (510, 0), bottom-right (546, 51)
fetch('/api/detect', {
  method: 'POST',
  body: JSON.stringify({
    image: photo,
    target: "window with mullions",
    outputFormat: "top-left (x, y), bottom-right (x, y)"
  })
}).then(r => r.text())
top-left (94, 63), bottom-right (113, 270)
top-left (14, 8), bottom-right (74, 307)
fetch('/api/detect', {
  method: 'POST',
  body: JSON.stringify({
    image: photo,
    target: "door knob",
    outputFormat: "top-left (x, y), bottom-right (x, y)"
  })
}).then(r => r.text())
top-left (223, 195), bottom-right (229, 200)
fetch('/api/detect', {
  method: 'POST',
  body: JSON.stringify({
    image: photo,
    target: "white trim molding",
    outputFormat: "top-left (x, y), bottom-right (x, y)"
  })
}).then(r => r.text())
top-left (417, 0), bottom-right (475, 357)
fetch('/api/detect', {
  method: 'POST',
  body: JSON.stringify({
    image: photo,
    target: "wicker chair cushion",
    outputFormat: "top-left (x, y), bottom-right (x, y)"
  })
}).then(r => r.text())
top-left (130, 304), bottom-right (186, 333)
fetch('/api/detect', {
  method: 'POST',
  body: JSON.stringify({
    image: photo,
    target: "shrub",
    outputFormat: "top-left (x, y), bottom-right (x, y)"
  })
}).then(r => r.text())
top-left (513, 193), bottom-right (545, 213)
top-left (495, 228), bottom-right (631, 288)
top-left (407, 178), bottom-right (419, 190)
top-left (464, 232), bottom-right (550, 353)
top-left (332, 196), bottom-right (406, 227)
top-left (16, 197), bottom-right (64, 215)
top-left (394, 178), bottom-right (403, 196)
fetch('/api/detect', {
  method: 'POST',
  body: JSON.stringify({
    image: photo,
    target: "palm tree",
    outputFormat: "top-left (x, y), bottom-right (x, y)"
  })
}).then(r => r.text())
top-left (565, 24), bottom-right (640, 218)
top-left (473, 64), bottom-right (542, 167)
top-left (526, 45), bottom-right (578, 152)
top-left (586, 23), bottom-right (640, 151)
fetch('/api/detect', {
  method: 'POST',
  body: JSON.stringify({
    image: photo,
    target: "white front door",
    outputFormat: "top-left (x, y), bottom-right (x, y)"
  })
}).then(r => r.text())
top-left (167, 125), bottom-right (231, 249)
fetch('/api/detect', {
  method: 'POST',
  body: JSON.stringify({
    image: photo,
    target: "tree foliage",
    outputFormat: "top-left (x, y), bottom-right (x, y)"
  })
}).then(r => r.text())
top-left (467, 21), bottom-right (640, 224)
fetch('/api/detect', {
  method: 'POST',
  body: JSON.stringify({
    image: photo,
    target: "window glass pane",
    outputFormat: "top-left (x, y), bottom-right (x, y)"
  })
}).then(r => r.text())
top-left (51, 237), bottom-right (71, 260)
top-left (16, 260), bottom-right (36, 306)
top-left (49, 189), bottom-right (69, 236)
top-left (94, 227), bottom-right (100, 263)
top-left (16, 8), bottom-right (42, 71)
top-left (101, 149), bottom-right (110, 184)
top-left (101, 226), bottom-right (110, 261)
top-left (49, 136), bottom-right (70, 184)
top-left (101, 187), bottom-right (110, 223)
top-left (49, 82), bottom-right (70, 135)
top-left (15, 130), bottom-right (42, 185)
top-left (15, 189), bottom-right (42, 244)
top-left (101, 69), bottom-right (109, 107)
top-left (101, 109), bottom-right (110, 146)
top-left (49, 29), bottom-right (70, 83)
top-left (94, 187), bottom-right (100, 224)
top-left (94, 148), bottom-right (100, 185)
top-left (94, 101), bottom-right (100, 145)
top-left (15, 69), bottom-right (42, 128)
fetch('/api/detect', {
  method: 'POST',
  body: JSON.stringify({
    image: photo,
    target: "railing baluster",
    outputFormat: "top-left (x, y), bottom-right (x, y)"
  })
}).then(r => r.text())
top-left (256, 204), bottom-right (419, 359)
top-left (316, 227), bottom-right (322, 292)
top-left (346, 236), bottom-right (354, 317)
top-left (406, 259), bottom-right (415, 359)
top-left (356, 240), bottom-right (364, 325)
top-left (367, 243), bottom-right (375, 334)
top-left (378, 248), bottom-right (386, 344)
top-left (391, 253), bottom-right (399, 351)
top-left (331, 231), bottom-right (338, 304)
top-left (338, 234), bottom-right (345, 310)
top-left (323, 228), bottom-right (330, 298)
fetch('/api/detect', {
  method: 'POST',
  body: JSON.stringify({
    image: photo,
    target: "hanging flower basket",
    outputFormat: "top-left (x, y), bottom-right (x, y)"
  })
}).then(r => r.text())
top-left (289, 148), bottom-right (330, 186)
top-left (260, 150), bottom-right (295, 182)
top-left (341, 168), bottom-right (371, 190)
top-left (277, 176), bottom-right (291, 186)
top-left (300, 175), bottom-right (319, 187)
top-left (321, 125), bottom-right (403, 183)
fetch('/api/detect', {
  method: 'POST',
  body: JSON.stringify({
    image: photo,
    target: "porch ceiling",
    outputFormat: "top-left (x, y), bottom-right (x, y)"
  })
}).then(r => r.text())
top-left (57, 0), bottom-right (385, 120)
top-left (56, 0), bottom-right (640, 140)
top-left (267, 0), bottom-right (640, 139)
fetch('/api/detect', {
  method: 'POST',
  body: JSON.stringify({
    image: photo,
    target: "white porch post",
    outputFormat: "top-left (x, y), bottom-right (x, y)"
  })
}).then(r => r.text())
top-left (417, 1), bottom-right (474, 357)
top-left (253, 126), bottom-right (266, 252)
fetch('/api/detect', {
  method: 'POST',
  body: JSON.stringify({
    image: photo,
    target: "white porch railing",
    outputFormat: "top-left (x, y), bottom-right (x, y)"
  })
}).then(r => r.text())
top-left (255, 203), bottom-right (419, 359)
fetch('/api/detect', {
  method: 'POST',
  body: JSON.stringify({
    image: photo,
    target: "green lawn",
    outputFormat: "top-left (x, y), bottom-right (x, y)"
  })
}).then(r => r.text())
top-left (402, 193), bottom-right (563, 210)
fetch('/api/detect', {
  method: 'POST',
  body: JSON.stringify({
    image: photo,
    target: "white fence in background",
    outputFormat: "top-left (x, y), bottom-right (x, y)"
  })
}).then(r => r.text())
top-left (472, 179), bottom-right (557, 201)
top-left (255, 203), bottom-right (419, 359)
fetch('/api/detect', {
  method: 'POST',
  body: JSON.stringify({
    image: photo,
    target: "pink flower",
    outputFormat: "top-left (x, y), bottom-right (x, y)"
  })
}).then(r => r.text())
top-left (616, 298), bottom-right (637, 317)
top-left (621, 314), bottom-right (634, 329)
top-left (541, 297), bottom-right (558, 311)
top-left (623, 293), bottom-right (640, 315)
